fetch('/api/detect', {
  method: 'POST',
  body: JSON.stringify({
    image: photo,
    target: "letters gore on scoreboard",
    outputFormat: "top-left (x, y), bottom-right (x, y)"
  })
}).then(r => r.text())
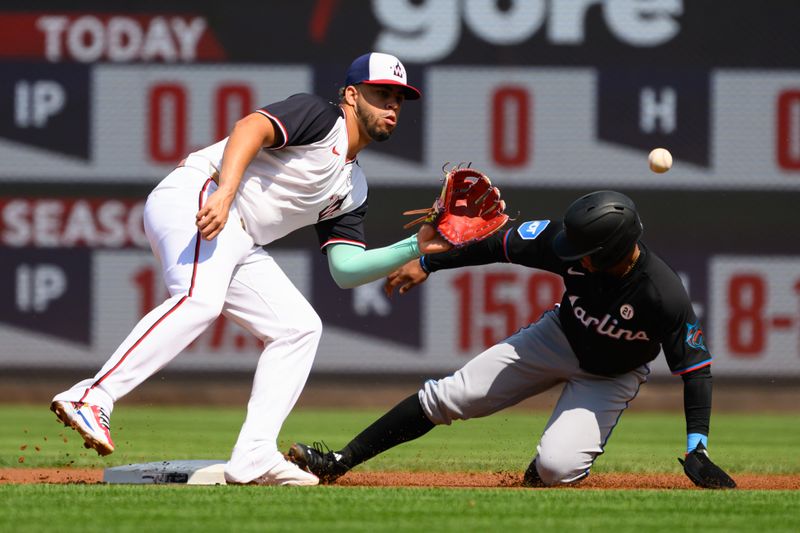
top-left (373, 0), bottom-right (683, 62)
top-left (0, 198), bottom-right (148, 248)
top-left (0, 13), bottom-right (226, 62)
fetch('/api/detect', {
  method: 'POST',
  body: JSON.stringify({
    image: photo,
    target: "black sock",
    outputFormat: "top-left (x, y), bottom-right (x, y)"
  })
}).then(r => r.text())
top-left (338, 393), bottom-right (435, 468)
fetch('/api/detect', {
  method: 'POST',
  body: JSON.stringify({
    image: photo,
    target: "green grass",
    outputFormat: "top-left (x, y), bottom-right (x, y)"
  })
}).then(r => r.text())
top-left (1, 485), bottom-right (798, 533)
top-left (2, 405), bottom-right (799, 473)
top-left (1, 405), bottom-right (799, 532)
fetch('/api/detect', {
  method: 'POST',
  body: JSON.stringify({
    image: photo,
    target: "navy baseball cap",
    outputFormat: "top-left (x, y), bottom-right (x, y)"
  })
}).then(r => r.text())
top-left (344, 52), bottom-right (421, 100)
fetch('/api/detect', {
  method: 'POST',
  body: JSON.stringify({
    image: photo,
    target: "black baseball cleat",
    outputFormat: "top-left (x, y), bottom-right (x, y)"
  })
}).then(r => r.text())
top-left (288, 441), bottom-right (350, 484)
top-left (522, 458), bottom-right (546, 488)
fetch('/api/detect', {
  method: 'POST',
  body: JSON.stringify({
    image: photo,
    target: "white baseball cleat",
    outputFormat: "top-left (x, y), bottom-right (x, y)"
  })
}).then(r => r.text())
top-left (51, 400), bottom-right (115, 456)
top-left (226, 457), bottom-right (320, 486)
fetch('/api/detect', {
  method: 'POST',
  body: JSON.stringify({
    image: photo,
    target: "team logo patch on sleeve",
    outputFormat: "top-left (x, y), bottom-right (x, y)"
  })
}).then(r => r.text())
top-left (517, 220), bottom-right (550, 240)
top-left (685, 321), bottom-right (708, 351)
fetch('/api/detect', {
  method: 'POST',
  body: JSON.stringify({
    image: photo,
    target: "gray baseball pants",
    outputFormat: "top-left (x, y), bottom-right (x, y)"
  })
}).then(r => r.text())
top-left (418, 309), bottom-right (649, 486)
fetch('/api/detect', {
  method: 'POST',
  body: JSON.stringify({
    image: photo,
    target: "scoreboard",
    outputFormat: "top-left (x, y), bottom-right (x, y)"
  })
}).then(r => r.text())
top-left (2, 64), bottom-right (800, 189)
top-left (710, 257), bottom-right (800, 373)
top-left (0, 2), bottom-right (797, 377)
top-left (1, 201), bottom-right (797, 377)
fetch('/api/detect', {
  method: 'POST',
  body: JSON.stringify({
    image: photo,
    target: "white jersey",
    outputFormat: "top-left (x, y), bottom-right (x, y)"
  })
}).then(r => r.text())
top-left (192, 94), bottom-right (368, 248)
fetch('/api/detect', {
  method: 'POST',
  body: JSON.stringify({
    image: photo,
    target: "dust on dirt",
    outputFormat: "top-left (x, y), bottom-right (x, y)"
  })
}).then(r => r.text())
top-left (2, 469), bottom-right (798, 489)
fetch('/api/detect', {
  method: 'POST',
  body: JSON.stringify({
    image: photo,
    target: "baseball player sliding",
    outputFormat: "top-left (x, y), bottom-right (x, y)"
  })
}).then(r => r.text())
top-left (50, 52), bottom-right (452, 486)
top-left (289, 191), bottom-right (736, 489)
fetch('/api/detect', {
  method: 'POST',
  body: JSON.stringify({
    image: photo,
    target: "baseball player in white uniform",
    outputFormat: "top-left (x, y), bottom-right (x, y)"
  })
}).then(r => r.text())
top-left (51, 52), bottom-right (449, 486)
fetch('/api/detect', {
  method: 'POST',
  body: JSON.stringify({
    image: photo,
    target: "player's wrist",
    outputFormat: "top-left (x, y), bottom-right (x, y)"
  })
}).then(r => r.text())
top-left (687, 433), bottom-right (708, 454)
top-left (216, 184), bottom-right (238, 197)
top-left (407, 234), bottom-right (420, 256)
top-left (419, 255), bottom-right (431, 274)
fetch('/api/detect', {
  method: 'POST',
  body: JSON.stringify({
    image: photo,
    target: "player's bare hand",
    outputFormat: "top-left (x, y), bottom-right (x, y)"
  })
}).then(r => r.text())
top-left (196, 188), bottom-right (235, 240)
top-left (417, 224), bottom-right (452, 255)
top-left (385, 259), bottom-right (429, 297)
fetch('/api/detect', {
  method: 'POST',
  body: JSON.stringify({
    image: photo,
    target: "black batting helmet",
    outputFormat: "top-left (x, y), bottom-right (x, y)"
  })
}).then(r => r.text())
top-left (552, 191), bottom-right (643, 270)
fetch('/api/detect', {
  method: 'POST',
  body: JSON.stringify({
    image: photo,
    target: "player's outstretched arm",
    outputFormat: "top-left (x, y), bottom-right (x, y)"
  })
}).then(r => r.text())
top-left (196, 113), bottom-right (277, 240)
top-left (326, 225), bottom-right (449, 289)
top-left (385, 227), bottom-right (513, 297)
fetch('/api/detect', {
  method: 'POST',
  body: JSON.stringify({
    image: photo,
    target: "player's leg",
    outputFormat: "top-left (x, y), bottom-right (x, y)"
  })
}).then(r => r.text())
top-left (219, 252), bottom-right (322, 485)
top-left (523, 364), bottom-right (649, 487)
top-left (288, 392), bottom-right (433, 482)
top-left (418, 310), bottom-right (570, 425)
top-left (289, 309), bottom-right (568, 482)
top-left (52, 169), bottom-right (254, 455)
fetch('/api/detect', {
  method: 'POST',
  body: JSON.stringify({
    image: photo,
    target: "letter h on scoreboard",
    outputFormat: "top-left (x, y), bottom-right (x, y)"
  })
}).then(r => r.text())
top-left (596, 67), bottom-right (711, 167)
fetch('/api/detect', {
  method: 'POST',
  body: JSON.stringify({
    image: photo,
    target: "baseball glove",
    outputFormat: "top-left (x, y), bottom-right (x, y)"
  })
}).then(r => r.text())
top-left (678, 442), bottom-right (737, 489)
top-left (403, 165), bottom-right (509, 247)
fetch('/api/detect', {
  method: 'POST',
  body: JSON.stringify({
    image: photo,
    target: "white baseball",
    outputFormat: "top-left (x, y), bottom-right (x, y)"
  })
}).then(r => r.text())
top-left (648, 148), bottom-right (673, 173)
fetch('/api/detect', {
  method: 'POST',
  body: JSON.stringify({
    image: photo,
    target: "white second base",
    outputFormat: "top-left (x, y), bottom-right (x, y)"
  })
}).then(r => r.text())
top-left (103, 460), bottom-right (227, 485)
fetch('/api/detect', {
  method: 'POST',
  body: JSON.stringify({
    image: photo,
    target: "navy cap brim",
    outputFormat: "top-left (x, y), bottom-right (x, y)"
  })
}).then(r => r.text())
top-left (360, 79), bottom-right (421, 100)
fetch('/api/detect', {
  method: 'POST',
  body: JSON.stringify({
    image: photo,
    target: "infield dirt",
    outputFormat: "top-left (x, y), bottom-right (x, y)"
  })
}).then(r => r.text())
top-left (1, 469), bottom-right (799, 490)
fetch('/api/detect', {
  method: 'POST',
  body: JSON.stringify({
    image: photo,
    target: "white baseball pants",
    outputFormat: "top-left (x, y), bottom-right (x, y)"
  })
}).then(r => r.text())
top-left (53, 164), bottom-right (322, 482)
top-left (418, 309), bottom-right (649, 486)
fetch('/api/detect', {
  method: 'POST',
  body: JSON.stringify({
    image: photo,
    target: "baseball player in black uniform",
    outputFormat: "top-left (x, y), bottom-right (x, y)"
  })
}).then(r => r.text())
top-left (288, 190), bottom-right (735, 488)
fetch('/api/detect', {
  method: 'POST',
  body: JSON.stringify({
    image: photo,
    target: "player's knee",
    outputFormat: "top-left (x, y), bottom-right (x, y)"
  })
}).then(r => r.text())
top-left (184, 294), bottom-right (225, 323)
top-left (534, 450), bottom-right (592, 486)
top-left (285, 306), bottom-right (323, 344)
top-left (418, 377), bottom-right (466, 426)
top-left (304, 310), bottom-right (323, 341)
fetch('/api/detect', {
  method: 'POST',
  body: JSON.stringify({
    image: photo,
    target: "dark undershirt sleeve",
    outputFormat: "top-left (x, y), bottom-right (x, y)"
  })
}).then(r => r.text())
top-left (682, 365), bottom-right (712, 436)
top-left (424, 230), bottom-right (509, 271)
top-left (315, 201), bottom-right (368, 253)
top-left (425, 219), bottom-right (561, 272)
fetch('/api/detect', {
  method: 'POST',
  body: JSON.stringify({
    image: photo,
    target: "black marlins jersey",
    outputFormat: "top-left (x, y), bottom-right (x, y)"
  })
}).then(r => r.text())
top-left (426, 219), bottom-right (712, 377)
